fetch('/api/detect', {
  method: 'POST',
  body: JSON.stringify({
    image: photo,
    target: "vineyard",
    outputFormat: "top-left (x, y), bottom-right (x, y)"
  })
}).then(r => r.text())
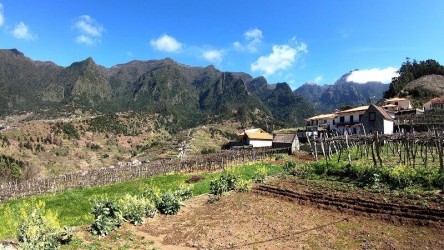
top-left (0, 147), bottom-right (289, 202)
top-left (309, 130), bottom-right (444, 169)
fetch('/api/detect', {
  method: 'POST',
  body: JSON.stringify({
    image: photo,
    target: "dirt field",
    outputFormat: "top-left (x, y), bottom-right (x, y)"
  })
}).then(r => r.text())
top-left (75, 184), bottom-right (444, 250)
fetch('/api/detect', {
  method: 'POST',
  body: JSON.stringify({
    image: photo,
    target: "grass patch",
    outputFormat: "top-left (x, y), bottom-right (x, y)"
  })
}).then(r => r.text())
top-left (0, 161), bottom-right (282, 239)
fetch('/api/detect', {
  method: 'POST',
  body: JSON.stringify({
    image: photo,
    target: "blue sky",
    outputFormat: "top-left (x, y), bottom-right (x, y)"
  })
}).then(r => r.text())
top-left (0, 1), bottom-right (443, 89)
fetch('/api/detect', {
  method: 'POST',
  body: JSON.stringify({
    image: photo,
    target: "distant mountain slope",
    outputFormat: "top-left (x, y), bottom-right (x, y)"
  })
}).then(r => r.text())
top-left (262, 83), bottom-right (316, 126)
top-left (295, 71), bottom-right (389, 113)
top-left (0, 49), bottom-right (313, 129)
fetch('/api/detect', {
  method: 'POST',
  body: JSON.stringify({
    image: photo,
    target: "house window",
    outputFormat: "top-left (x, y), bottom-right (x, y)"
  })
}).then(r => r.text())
top-left (359, 114), bottom-right (363, 121)
top-left (350, 115), bottom-right (354, 123)
top-left (333, 120), bottom-right (336, 125)
top-left (340, 116), bottom-right (344, 123)
top-left (369, 112), bottom-right (376, 121)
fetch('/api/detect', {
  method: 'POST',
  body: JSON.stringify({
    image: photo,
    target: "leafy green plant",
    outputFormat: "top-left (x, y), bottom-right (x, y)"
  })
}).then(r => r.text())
top-left (118, 194), bottom-right (151, 226)
top-left (283, 161), bottom-right (298, 175)
top-left (210, 178), bottom-right (229, 197)
top-left (235, 179), bottom-right (252, 192)
top-left (386, 164), bottom-right (416, 189)
top-left (253, 165), bottom-right (268, 183)
top-left (174, 185), bottom-right (193, 201)
top-left (90, 199), bottom-right (123, 236)
top-left (209, 170), bottom-right (240, 199)
top-left (156, 192), bottom-right (181, 215)
top-left (17, 200), bottom-right (70, 250)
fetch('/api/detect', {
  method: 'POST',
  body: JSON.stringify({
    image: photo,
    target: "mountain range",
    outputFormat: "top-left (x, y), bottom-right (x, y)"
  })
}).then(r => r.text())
top-left (294, 72), bottom-right (389, 113)
top-left (0, 49), bottom-right (390, 130)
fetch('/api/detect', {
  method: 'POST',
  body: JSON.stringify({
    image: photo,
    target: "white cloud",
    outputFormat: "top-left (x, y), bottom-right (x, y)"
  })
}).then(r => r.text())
top-left (251, 39), bottom-right (308, 76)
top-left (202, 49), bottom-right (223, 64)
top-left (313, 75), bottom-right (323, 83)
top-left (233, 28), bottom-right (263, 53)
top-left (0, 3), bottom-right (4, 27)
top-left (346, 67), bottom-right (399, 84)
top-left (73, 15), bottom-right (103, 45)
top-left (150, 34), bottom-right (182, 52)
top-left (12, 22), bottom-right (36, 40)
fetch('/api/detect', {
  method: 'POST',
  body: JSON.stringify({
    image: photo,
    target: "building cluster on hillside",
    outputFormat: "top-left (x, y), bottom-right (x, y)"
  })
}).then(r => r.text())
top-left (303, 95), bottom-right (444, 139)
top-left (229, 96), bottom-right (444, 150)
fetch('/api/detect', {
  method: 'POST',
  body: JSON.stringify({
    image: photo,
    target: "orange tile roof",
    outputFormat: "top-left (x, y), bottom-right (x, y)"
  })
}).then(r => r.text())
top-left (338, 105), bottom-right (369, 114)
top-left (239, 128), bottom-right (273, 140)
top-left (386, 97), bottom-right (409, 102)
top-left (305, 113), bottom-right (336, 121)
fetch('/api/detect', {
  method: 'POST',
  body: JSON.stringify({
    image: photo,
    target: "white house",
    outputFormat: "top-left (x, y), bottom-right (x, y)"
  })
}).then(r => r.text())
top-left (335, 105), bottom-right (369, 135)
top-left (383, 97), bottom-right (412, 111)
top-left (305, 113), bottom-right (337, 131)
top-left (239, 128), bottom-right (273, 148)
top-left (423, 97), bottom-right (444, 111)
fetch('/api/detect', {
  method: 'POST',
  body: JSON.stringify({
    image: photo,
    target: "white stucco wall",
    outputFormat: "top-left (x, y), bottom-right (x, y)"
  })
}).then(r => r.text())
top-left (399, 100), bottom-right (412, 110)
top-left (248, 139), bottom-right (272, 147)
top-left (383, 120), bottom-right (394, 134)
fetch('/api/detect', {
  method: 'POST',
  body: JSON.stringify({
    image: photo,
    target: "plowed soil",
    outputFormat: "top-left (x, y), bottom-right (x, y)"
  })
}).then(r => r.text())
top-left (255, 177), bottom-right (444, 228)
top-left (84, 179), bottom-right (444, 249)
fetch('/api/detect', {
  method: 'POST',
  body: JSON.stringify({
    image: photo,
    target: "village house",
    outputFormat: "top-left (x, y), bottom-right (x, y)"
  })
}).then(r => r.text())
top-left (382, 97), bottom-right (412, 111)
top-left (305, 113), bottom-right (337, 131)
top-left (238, 128), bottom-right (273, 148)
top-left (423, 97), bottom-right (444, 111)
top-left (362, 104), bottom-right (394, 135)
top-left (335, 105), bottom-right (369, 135)
top-left (272, 133), bottom-right (300, 154)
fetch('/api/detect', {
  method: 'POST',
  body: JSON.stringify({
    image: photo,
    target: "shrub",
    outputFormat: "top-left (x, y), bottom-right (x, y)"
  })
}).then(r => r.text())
top-left (142, 186), bottom-right (162, 205)
top-left (174, 185), bottom-right (193, 201)
top-left (274, 154), bottom-right (285, 160)
top-left (386, 164), bottom-right (416, 189)
top-left (0, 155), bottom-right (26, 182)
top-left (283, 161), bottom-right (298, 175)
top-left (61, 123), bottom-right (80, 140)
top-left (90, 199), bottom-right (123, 236)
top-left (118, 195), bottom-right (151, 226)
top-left (209, 170), bottom-right (240, 199)
top-left (156, 192), bottom-right (181, 215)
top-left (17, 201), bottom-right (71, 250)
top-left (235, 179), bottom-right (252, 192)
top-left (220, 170), bottom-right (239, 191)
top-left (53, 147), bottom-right (69, 157)
top-left (210, 178), bottom-right (229, 197)
top-left (253, 165), bottom-right (268, 183)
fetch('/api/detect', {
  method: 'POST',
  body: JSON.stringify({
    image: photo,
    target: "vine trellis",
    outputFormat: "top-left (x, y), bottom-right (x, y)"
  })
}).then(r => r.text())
top-left (0, 147), bottom-right (289, 202)
top-left (308, 130), bottom-right (444, 170)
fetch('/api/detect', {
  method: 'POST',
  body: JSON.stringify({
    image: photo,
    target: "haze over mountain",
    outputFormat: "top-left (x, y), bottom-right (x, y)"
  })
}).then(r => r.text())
top-left (294, 71), bottom-right (389, 113)
top-left (0, 49), bottom-right (316, 130)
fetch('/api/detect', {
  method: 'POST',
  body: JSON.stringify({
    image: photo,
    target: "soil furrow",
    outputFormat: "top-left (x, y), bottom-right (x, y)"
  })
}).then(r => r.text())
top-left (254, 185), bottom-right (444, 225)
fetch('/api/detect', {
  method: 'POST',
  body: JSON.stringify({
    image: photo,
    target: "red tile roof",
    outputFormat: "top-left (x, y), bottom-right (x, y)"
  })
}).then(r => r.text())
top-left (372, 104), bottom-right (394, 121)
